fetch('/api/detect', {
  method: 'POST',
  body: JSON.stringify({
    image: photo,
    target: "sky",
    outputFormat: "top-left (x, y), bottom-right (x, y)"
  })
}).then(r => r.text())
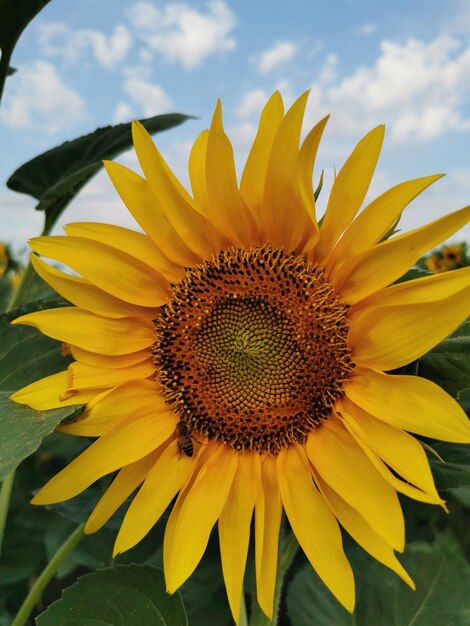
top-left (1, 0), bottom-right (469, 252)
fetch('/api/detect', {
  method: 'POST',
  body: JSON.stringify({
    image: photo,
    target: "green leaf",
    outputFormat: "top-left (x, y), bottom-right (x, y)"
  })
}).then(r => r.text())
top-left (0, 0), bottom-right (51, 101)
top-left (7, 66), bottom-right (16, 76)
top-left (0, 298), bottom-right (80, 479)
top-left (428, 442), bottom-right (470, 491)
top-left (395, 267), bottom-right (430, 284)
top-left (7, 113), bottom-right (192, 232)
top-left (36, 565), bottom-right (188, 626)
top-left (0, 393), bottom-right (81, 481)
top-left (287, 531), bottom-right (470, 626)
top-left (416, 319), bottom-right (470, 397)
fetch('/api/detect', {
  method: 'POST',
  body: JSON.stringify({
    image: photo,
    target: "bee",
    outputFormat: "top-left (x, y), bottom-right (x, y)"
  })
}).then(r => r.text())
top-left (175, 421), bottom-right (196, 457)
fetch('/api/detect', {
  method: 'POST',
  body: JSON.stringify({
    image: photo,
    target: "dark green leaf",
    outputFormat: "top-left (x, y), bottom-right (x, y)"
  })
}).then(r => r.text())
top-left (416, 320), bottom-right (470, 396)
top-left (0, 0), bottom-right (51, 101)
top-left (7, 66), bottom-right (16, 76)
top-left (0, 298), bottom-right (80, 478)
top-left (36, 565), bottom-right (188, 626)
top-left (428, 442), bottom-right (470, 491)
top-left (287, 531), bottom-right (470, 626)
top-left (7, 114), bottom-right (192, 232)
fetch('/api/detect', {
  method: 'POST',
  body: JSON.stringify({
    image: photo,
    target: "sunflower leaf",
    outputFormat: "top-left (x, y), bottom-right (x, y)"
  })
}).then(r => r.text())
top-left (7, 113), bottom-right (193, 232)
top-left (36, 565), bottom-right (188, 626)
top-left (416, 319), bottom-right (470, 397)
top-left (287, 531), bottom-right (470, 626)
top-left (0, 0), bottom-right (51, 102)
top-left (428, 442), bottom-right (470, 491)
top-left (0, 298), bottom-right (78, 478)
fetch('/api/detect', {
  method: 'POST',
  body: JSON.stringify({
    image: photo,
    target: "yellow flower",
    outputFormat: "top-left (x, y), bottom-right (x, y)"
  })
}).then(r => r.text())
top-left (424, 243), bottom-right (467, 273)
top-left (0, 243), bottom-right (8, 277)
top-left (11, 92), bottom-right (470, 622)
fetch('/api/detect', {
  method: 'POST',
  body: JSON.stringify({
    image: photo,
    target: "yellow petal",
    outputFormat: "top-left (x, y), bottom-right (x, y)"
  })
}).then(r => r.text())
top-left (32, 409), bottom-right (177, 504)
top-left (12, 308), bottom-right (155, 356)
top-left (351, 266), bottom-right (470, 315)
top-left (277, 444), bottom-right (355, 612)
top-left (58, 380), bottom-right (164, 437)
top-left (349, 287), bottom-right (470, 370)
top-left (68, 345), bottom-right (150, 369)
top-left (30, 236), bottom-right (169, 307)
top-left (206, 101), bottom-right (257, 247)
top-left (189, 130), bottom-right (210, 216)
top-left (255, 455), bottom-right (282, 620)
top-left (306, 420), bottom-right (404, 551)
top-left (314, 472), bottom-right (414, 588)
top-left (261, 92), bottom-right (310, 251)
top-left (114, 440), bottom-right (196, 554)
top-left (333, 205), bottom-right (470, 304)
top-left (219, 452), bottom-right (261, 623)
top-left (164, 443), bottom-right (238, 593)
top-left (344, 368), bottom-right (470, 443)
top-left (315, 125), bottom-right (385, 262)
top-left (103, 160), bottom-right (200, 267)
top-left (329, 174), bottom-right (443, 271)
top-left (10, 371), bottom-right (96, 411)
top-left (67, 360), bottom-right (155, 391)
top-left (85, 451), bottom-right (159, 534)
top-left (338, 398), bottom-right (440, 498)
top-left (240, 92), bottom-right (284, 225)
top-left (340, 412), bottom-right (446, 507)
top-left (64, 222), bottom-right (183, 283)
top-left (30, 254), bottom-right (159, 320)
top-left (132, 121), bottom-right (221, 258)
top-left (296, 115), bottom-right (329, 253)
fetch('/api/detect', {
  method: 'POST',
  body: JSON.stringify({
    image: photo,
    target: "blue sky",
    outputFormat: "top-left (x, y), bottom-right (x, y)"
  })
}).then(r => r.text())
top-left (1, 0), bottom-right (469, 249)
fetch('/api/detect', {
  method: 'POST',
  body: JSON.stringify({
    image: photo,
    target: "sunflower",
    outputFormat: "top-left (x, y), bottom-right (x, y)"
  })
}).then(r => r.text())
top-left (11, 92), bottom-right (470, 623)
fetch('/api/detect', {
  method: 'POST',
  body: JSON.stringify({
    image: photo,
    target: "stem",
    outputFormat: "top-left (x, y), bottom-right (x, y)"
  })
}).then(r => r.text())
top-left (6, 258), bottom-right (35, 311)
top-left (12, 524), bottom-right (85, 626)
top-left (0, 471), bottom-right (15, 556)
top-left (250, 532), bottom-right (299, 626)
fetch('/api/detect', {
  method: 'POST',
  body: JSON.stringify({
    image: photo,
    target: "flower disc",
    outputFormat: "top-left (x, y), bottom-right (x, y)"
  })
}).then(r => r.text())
top-left (154, 244), bottom-right (353, 452)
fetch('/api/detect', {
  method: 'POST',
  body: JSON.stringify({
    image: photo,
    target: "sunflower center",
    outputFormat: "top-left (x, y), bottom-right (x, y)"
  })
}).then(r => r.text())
top-left (153, 244), bottom-right (353, 453)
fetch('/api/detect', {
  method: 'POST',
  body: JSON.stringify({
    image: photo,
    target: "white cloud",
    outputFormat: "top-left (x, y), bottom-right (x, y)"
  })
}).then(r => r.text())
top-left (122, 69), bottom-right (172, 117)
top-left (0, 61), bottom-right (86, 133)
top-left (318, 53), bottom-right (338, 84)
top-left (307, 35), bottom-right (470, 141)
top-left (39, 22), bottom-right (132, 70)
top-left (236, 89), bottom-right (269, 118)
top-left (358, 23), bottom-right (377, 36)
top-left (113, 102), bottom-right (135, 124)
top-left (258, 41), bottom-right (297, 74)
top-left (127, 1), bottom-right (237, 70)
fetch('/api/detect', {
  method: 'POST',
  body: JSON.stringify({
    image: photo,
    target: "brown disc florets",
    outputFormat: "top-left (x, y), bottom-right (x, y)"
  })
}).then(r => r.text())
top-left (153, 245), bottom-right (353, 453)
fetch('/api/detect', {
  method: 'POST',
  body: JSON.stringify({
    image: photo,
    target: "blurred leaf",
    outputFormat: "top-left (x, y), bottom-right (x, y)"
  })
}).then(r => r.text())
top-left (7, 113), bottom-right (192, 232)
top-left (0, 0), bottom-right (51, 101)
top-left (428, 442), bottom-right (470, 491)
top-left (287, 531), bottom-right (470, 626)
top-left (0, 276), bottom-right (13, 312)
top-left (395, 267), bottom-right (430, 284)
top-left (37, 565), bottom-right (188, 626)
top-left (416, 320), bottom-right (470, 397)
top-left (0, 298), bottom-right (80, 478)
top-left (7, 66), bottom-right (16, 76)
top-left (180, 534), bottom-right (232, 626)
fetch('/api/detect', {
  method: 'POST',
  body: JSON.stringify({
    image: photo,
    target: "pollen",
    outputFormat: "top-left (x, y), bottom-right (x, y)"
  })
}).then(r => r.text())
top-left (153, 244), bottom-right (353, 453)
